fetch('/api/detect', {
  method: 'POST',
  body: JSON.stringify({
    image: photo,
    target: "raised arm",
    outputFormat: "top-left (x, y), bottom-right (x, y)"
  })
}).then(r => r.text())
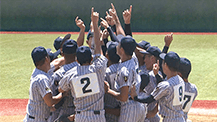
top-left (91, 7), bottom-right (102, 55)
top-left (75, 16), bottom-right (86, 46)
top-left (153, 60), bottom-right (163, 84)
top-left (160, 33), bottom-right (173, 78)
top-left (130, 85), bottom-right (155, 104)
top-left (100, 17), bottom-right (119, 42)
top-left (109, 3), bottom-right (126, 36)
top-left (123, 5), bottom-right (132, 36)
top-left (162, 33), bottom-right (173, 53)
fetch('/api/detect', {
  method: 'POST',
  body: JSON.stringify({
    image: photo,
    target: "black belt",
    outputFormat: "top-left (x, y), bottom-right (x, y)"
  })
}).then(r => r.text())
top-left (161, 115), bottom-right (166, 118)
top-left (28, 114), bottom-right (47, 120)
top-left (76, 110), bottom-right (100, 115)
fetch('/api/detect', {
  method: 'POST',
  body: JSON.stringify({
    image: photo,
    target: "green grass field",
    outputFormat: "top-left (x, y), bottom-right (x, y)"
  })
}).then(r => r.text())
top-left (0, 34), bottom-right (217, 100)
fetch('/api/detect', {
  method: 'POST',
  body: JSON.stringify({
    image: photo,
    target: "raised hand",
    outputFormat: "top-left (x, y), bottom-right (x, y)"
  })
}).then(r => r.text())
top-left (105, 11), bottom-right (115, 26)
top-left (109, 3), bottom-right (118, 22)
top-left (91, 7), bottom-right (99, 25)
top-left (75, 16), bottom-right (85, 29)
top-left (123, 5), bottom-right (132, 24)
top-left (164, 33), bottom-right (173, 47)
top-left (153, 60), bottom-right (160, 76)
top-left (100, 18), bottom-right (109, 29)
top-left (102, 28), bottom-right (109, 39)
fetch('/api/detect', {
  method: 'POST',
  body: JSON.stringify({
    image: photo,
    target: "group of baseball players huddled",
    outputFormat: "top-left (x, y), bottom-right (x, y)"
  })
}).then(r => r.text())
top-left (24, 3), bottom-right (198, 122)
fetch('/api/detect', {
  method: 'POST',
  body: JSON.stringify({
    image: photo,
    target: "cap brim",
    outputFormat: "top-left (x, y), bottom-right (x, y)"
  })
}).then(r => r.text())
top-left (139, 50), bottom-right (149, 55)
top-left (60, 34), bottom-right (71, 48)
top-left (136, 42), bottom-right (142, 48)
top-left (53, 49), bottom-right (61, 57)
top-left (46, 48), bottom-right (51, 53)
top-left (159, 53), bottom-right (166, 60)
top-left (106, 41), bottom-right (119, 48)
top-left (116, 34), bottom-right (125, 42)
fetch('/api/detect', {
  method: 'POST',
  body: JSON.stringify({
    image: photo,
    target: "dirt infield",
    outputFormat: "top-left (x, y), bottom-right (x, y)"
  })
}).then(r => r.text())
top-left (0, 99), bottom-right (217, 122)
top-left (1, 31), bottom-right (217, 35)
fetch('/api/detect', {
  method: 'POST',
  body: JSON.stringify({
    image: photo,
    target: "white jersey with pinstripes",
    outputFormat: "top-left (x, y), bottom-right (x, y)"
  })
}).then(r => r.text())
top-left (115, 55), bottom-right (146, 122)
top-left (50, 62), bottom-right (79, 95)
top-left (144, 70), bottom-right (160, 122)
top-left (104, 63), bottom-right (120, 122)
top-left (138, 64), bottom-right (148, 75)
top-left (105, 63), bottom-right (120, 108)
top-left (182, 82), bottom-right (198, 121)
top-left (151, 75), bottom-right (185, 121)
top-left (51, 62), bottom-right (79, 116)
top-left (59, 55), bottom-right (108, 111)
top-left (24, 68), bottom-right (52, 122)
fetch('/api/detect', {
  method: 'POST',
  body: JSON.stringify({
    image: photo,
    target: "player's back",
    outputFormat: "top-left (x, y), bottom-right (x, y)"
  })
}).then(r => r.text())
top-left (182, 82), bottom-right (198, 120)
top-left (26, 68), bottom-right (51, 121)
top-left (63, 55), bottom-right (107, 111)
top-left (104, 63), bottom-right (120, 122)
top-left (50, 62), bottom-right (79, 95)
top-left (153, 75), bottom-right (185, 121)
top-left (105, 63), bottom-right (120, 107)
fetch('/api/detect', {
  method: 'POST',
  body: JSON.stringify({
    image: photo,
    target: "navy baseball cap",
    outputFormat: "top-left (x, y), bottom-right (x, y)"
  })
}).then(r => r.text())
top-left (31, 46), bottom-right (48, 63)
top-left (60, 34), bottom-right (71, 48)
top-left (76, 46), bottom-right (92, 64)
top-left (179, 57), bottom-right (191, 78)
top-left (106, 41), bottom-right (120, 63)
top-left (54, 36), bottom-right (63, 51)
top-left (160, 51), bottom-right (180, 70)
top-left (136, 40), bottom-right (151, 50)
top-left (140, 46), bottom-right (161, 58)
top-left (120, 36), bottom-right (137, 56)
top-left (140, 72), bottom-right (150, 90)
top-left (46, 49), bottom-right (61, 62)
top-left (62, 39), bottom-right (78, 54)
top-left (87, 30), bottom-right (94, 40)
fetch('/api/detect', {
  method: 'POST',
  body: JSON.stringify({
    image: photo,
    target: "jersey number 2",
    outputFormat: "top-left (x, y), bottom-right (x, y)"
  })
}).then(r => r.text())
top-left (81, 77), bottom-right (92, 94)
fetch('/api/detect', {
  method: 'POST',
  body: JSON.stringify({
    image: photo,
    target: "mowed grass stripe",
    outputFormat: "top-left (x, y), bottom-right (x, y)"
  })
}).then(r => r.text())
top-left (0, 34), bottom-right (216, 100)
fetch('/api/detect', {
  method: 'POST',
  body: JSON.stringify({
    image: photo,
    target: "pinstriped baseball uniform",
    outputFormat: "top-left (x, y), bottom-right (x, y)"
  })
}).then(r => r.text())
top-left (138, 64), bottom-right (148, 75)
top-left (48, 61), bottom-right (79, 122)
top-left (115, 57), bottom-right (146, 122)
top-left (23, 68), bottom-right (52, 122)
top-left (104, 63), bottom-right (120, 122)
top-left (132, 53), bottom-right (139, 72)
top-left (143, 71), bottom-right (160, 122)
top-left (47, 63), bottom-right (56, 78)
top-left (59, 54), bottom-right (107, 122)
top-left (182, 82), bottom-right (198, 121)
top-left (151, 75), bottom-right (185, 122)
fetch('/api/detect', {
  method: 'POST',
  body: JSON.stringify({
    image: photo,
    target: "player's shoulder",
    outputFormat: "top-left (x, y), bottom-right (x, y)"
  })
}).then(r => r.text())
top-left (93, 54), bottom-right (108, 63)
top-left (54, 66), bottom-right (65, 75)
top-left (106, 63), bottom-right (119, 73)
top-left (157, 80), bottom-right (170, 89)
top-left (185, 82), bottom-right (198, 91)
top-left (64, 66), bottom-right (78, 78)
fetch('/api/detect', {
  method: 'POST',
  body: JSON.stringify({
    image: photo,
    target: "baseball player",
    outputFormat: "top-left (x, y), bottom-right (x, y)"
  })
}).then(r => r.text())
top-left (24, 46), bottom-right (64, 122)
top-left (104, 36), bottom-right (146, 122)
top-left (58, 7), bottom-right (107, 122)
top-left (130, 51), bottom-right (185, 122)
top-left (178, 57), bottom-right (198, 121)
top-left (48, 39), bottom-right (79, 122)
top-left (139, 46), bottom-right (162, 122)
top-left (104, 41), bottom-right (121, 122)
